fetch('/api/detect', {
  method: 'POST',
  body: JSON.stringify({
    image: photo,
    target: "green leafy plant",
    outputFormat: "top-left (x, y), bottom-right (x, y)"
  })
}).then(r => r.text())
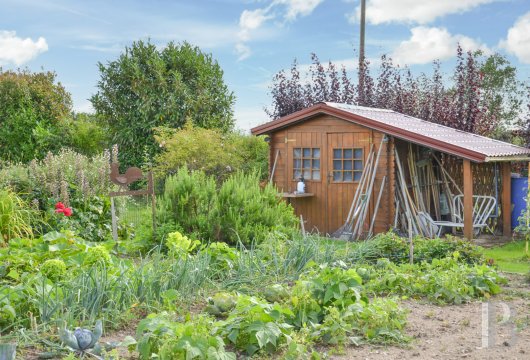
top-left (289, 265), bottom-right (366, 328)
top-left (165, 231), bottom-right (200, 257)
top-left (154, 124), bottom-right (268, 182)
top-left (365, 255), bottom-right (504, 304)
top-left (84, 245), bottom-right (112, 267)
top-left (0, 188), bottom-right (35, 244)
top-left (136, 312), bottom-right (235, 359)
top-left (40, 259), bottom-right (67, 281)
top-left (217, 295), bottom-right (294, 356)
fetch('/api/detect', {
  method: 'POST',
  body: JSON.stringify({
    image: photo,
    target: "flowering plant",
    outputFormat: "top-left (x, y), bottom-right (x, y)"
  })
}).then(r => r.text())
top-left (55, 202), bottom-right (73, 217)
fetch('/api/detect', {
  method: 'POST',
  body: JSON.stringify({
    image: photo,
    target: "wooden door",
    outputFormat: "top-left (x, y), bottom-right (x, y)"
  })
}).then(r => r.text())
top-left (326, 132), bottom-right (370, 234)
top-left (285, 132), bottom-right (326, 232)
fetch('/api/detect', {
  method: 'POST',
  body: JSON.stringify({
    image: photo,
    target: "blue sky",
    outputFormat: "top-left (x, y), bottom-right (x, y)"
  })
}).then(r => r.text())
top-left (1, 0), bottom-right (530, 131)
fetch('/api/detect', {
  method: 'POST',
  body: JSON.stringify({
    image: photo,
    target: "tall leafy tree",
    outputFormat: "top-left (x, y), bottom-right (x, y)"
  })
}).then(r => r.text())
top-left (267, 47), bottom-right (524, 139)
top-left (0, 69), bottom-right (72, 163)
top-left (91, 40), bottom-right (235, 168)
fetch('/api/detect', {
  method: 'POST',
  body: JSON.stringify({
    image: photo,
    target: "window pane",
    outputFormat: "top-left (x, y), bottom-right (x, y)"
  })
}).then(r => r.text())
top-left (353, 171), bottom-right (362, 181)
top-left (354, 160), bottom-right (363, 170)
top-left (313, 170), bottom-right (321, 180)
top-left (344, 149), bottom-right (353, 159)
top-left (293, 148), bottom-right (301, 158)
top-left (333, 171), bottom-right (342, 181)
top-left (333, 149), bottom-right (341, 159)
top-left (294, 170), bottom-right (301, 179)
top-left (344, 171), bottom-right (353, 182)
top-left (294, 159), bottom-right (301, 169)
top-left (303, 159), bottom-right (311, 168)
top-left (354, 149), bottom-right (363, 159)
top-left (344, 160), bottom-right (353, 170)
top-left (333, 160), bottom-right (342, 170)
top-left (303, 170), bottom-right (311, 179)
top-left (313, 159), bottom-right (320, 170)
top-left (303, 148), bottom-right (311, 157)
top-left (312, 148), bottom-right (320, 158)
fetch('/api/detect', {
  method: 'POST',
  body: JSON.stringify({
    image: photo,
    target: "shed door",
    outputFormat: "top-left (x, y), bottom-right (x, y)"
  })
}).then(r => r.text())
top-left (326, 132), bottom-right (370, 234)
top-left (285, 132), bottom-right (326, 232)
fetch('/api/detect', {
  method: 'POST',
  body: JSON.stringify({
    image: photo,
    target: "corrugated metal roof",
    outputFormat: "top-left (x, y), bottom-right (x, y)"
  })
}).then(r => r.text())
top-left (251, 102), bottom-right (530, 162)
top-left (324, 102), bottom-right (530, 160)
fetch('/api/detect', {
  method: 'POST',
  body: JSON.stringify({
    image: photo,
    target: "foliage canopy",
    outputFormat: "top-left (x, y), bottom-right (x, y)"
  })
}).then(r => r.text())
top-left (91, 40), bottom-right (235, 168)
top-left (0, 69), bottom-right (72, 162)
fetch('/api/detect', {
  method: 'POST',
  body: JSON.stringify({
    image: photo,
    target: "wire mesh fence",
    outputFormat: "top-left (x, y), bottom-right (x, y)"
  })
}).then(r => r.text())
top-left (111, 194), bottom-right (155, 241)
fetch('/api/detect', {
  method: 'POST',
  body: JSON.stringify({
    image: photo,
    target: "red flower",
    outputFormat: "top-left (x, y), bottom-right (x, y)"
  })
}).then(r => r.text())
top-left (55, 202), bottom-right (72, 216)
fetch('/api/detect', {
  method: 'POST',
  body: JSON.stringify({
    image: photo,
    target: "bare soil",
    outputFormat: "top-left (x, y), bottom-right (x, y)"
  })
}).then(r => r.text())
top-left (332, 273), bottom-right (530, 360)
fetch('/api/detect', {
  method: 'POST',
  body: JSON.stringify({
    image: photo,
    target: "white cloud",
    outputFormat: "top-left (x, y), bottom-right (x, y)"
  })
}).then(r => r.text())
top-left (236, 0), bottom-right (324, 60)
top-left (278, 0), bottom-right (324, 20)
top-left (238, 8), bottom-right (274, 43)
top-left (392, 26), bottom-right (491, 65)
top-left (234, 105), bottom-right (269, 132)
top-left (499, 12), bottom-right (530, 64)
top-left (236, 43), bottom-right (252, 61)
top-left (0, 30), bottom-right (48, 65)
top-left (73, 100), bottom-right (94, 114)
top-left (349, 0), bottom-right (496, 25)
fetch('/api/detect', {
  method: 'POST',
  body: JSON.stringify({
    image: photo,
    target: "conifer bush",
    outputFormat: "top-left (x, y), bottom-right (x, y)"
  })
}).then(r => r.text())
top-left (157, 168), bottom-right (298, 245)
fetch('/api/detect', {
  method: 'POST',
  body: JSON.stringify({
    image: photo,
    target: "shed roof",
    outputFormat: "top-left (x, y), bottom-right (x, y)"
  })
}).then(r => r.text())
top-left (251, 102), bottom-right (530, 163)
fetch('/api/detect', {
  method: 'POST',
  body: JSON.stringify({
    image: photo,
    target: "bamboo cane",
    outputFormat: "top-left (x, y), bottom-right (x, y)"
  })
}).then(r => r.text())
top-left (269, 149), bottom-right (280, 183)
top-left (368, 175), bottom-right (387, 237)
top-left (396, 149), bottom-right (421, 235)
top-left (352, 136), bottom-right (386, 239)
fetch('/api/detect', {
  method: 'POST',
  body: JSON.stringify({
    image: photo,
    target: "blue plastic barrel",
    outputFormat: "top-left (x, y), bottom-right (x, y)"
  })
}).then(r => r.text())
top-left (511, 176), bottom-right (528, 229)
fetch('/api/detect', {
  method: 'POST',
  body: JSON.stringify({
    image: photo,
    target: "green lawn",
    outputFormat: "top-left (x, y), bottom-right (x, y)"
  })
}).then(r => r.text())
top-left (483, 240), bottom-right (530, 274)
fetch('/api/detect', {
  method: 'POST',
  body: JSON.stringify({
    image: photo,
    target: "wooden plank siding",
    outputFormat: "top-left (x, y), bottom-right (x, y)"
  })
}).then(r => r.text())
top-left (267, 114), bottom-right (394, 235)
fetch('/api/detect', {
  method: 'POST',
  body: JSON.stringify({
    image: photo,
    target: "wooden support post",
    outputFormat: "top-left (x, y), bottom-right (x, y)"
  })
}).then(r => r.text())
top-left (502, 162), bottom-right (511, 238)
top-left (110, 197), bottom-right (118, 242)
top-left (463, 159), bottom-right (473, 240)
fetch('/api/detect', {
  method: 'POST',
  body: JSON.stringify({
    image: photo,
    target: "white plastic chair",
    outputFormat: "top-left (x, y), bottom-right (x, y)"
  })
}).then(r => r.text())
top-left (418, 195), bottom-right (497, 238)
top-left (452, 195), bottom-right (497, 235)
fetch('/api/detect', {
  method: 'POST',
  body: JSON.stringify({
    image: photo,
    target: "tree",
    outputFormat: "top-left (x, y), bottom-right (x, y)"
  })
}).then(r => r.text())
top-left (0, 69), bottom-right (72, 163)
top-left (267, 47), bottom-right (523, 139)
top-left (153, 122), bottom-right (268, 183)
top-left (63, 113), bottom-right (109, 156)
top-left (91, 40), bottom-right (235, 168)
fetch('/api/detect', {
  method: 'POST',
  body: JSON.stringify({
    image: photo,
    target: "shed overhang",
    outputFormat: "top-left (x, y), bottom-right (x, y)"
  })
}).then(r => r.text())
top-left (251, 103), bottom-right (530, 163)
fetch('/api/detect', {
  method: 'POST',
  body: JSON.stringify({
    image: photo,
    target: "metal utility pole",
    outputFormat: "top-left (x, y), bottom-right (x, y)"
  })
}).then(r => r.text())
top-left (358, 0), bottom-right (367, 104)
top-left (359, 0), bottom-right (366, 66)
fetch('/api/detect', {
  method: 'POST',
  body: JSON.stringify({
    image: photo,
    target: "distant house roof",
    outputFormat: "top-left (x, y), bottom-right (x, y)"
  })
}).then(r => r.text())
top-left (251, 102), bottom-right (530, 163)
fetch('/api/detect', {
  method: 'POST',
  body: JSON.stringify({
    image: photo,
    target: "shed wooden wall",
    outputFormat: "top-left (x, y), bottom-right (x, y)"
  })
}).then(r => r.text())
top-left (268, 114), bottom-right (394, 235)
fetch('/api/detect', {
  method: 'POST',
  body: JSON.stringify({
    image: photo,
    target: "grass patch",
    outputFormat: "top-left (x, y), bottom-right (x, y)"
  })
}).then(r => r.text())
top-left (483, 240), bottom-right (530, 274)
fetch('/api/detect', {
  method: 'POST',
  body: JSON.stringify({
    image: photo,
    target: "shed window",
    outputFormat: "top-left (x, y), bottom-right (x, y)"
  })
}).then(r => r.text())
top-left (293, 147), bottom-right (320, 180)
top-left (333, 148), bottom-right (363, 182)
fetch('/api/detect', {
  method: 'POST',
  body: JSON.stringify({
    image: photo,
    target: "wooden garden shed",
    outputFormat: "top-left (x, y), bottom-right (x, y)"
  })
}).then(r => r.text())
top-left (251, 102), bottom-right (530, 240)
